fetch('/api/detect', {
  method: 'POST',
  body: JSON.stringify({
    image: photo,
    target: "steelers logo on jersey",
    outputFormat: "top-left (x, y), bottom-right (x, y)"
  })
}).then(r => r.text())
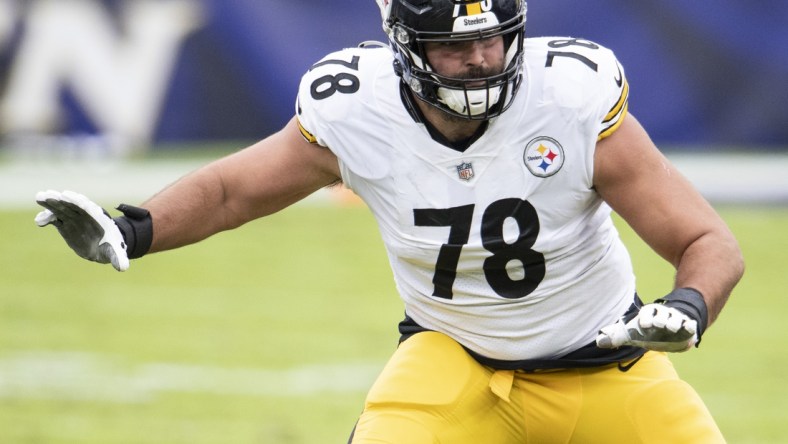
top-left (523, 136), bottom-right (565, 178)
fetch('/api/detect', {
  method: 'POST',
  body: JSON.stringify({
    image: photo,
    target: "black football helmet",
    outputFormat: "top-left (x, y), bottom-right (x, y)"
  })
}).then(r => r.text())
top-left (378, 0), bottom-right (526, 119)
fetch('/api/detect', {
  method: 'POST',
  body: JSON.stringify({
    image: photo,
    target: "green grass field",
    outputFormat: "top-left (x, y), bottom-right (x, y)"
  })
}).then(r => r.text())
top-left (1, 202), bottom-right (786, 443)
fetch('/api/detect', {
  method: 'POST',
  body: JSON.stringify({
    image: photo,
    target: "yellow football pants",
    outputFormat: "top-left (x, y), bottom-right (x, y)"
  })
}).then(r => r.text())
top-left (350, 331), bottom-right (724, 443)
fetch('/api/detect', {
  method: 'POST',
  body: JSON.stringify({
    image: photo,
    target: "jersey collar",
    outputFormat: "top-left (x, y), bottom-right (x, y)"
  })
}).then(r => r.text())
top-left (399, 82), bottom-right (489, 153)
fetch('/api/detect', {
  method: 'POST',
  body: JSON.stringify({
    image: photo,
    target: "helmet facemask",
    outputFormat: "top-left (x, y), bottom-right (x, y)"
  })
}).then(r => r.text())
top-left (383, 0), bottom-right (527, 120)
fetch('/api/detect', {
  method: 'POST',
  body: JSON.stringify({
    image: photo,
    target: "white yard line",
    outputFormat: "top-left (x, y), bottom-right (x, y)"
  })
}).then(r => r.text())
top-left (0, 351), bottom-right (381, 403)
top-left (668, 153), bottom-right (788, 204)
top-left (2, 153), bottom-right (787, 209)
top-left (0, 157), bottom-right (338, 210)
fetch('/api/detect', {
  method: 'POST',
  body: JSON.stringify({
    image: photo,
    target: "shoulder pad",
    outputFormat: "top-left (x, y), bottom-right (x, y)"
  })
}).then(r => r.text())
top-left (525, 37), bottom-right (629, 140)
top-left (296, 47), bottom-right (391, 146)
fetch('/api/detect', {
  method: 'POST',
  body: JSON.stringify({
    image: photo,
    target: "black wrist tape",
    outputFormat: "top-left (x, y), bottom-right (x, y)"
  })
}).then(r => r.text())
top-left (655, 287), bottom-right (709, 346)
top-left (113, 204), bottom-right (153, 259)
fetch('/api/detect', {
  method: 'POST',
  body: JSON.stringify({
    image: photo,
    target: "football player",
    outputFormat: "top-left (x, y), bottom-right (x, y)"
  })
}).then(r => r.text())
top-left (36, 0), bottom-right (743, 442)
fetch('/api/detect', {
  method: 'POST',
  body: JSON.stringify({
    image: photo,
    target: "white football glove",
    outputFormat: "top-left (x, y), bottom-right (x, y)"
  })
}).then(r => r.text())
top-left (596, 303), bottom-right (698, 353)
top-left (35, 190), bottom-right (129, 271)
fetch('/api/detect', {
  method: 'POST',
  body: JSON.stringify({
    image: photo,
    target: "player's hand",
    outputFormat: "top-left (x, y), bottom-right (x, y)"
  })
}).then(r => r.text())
top-left (596, 303), bottom-right (698, 352)
top-left (35, 190), bottom-right (129, 271)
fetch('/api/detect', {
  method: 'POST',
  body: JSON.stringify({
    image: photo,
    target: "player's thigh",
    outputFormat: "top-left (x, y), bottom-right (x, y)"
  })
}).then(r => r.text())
top-left (573, 352), bottom-right (724, 444)
top-left (349, 331), bottom-right (520, 444)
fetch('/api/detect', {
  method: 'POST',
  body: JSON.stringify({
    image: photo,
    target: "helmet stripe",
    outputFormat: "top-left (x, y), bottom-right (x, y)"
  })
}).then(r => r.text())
top-left (467, 3), bottom-right (482, 15)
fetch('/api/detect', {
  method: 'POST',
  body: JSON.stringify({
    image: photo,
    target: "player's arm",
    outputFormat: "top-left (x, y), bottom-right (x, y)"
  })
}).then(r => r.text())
top-left (593, 114), bottom-right (744, 350)
top-left (36, 116), bottom-right (341, 269)
top-left (141, 116), bottom-right (340, 253)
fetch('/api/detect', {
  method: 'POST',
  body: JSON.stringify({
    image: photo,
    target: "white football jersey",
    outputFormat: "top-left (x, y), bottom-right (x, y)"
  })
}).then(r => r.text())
top-left (296, 37), bottom-right (635, 361)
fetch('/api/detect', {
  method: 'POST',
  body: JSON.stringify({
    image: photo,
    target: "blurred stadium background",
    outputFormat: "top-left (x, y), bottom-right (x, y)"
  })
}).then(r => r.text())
top-left (1, 0), bottom-right (787, 205)
top-left (1, 1), bottom-right (787, 443)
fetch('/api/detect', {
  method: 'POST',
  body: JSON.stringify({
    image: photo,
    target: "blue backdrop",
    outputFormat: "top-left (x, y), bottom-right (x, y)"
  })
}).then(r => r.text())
top-left (1, 0), bottom-right (786, 150)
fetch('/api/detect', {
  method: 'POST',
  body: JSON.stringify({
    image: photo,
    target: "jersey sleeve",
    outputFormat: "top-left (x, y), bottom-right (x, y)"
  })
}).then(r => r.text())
top-left (563, 39), bottom-right (630, 141)
top-left (294, 49), bottom-right (358, 149)
top-left (294, 46), bottom-right (397, 182)
top-left (595, 52), bottom-right (629, 141)
top-left (530, 37), bottom-right (630, 142)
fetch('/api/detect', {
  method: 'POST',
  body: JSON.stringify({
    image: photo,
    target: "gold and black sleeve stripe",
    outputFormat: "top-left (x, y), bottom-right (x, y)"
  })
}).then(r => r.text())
top-left (297, 117), bottom-right (318, 144)
top-left (598, 78), bottom-right (629, 141)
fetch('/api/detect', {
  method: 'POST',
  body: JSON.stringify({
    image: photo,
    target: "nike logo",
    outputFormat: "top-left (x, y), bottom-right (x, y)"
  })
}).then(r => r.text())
top-left (614, 63), bottom-right (623, 88)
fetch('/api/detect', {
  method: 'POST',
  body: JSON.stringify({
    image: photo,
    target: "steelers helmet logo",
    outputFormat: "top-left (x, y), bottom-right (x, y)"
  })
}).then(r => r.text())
top-left (523, 136), bottom-right (565, 178)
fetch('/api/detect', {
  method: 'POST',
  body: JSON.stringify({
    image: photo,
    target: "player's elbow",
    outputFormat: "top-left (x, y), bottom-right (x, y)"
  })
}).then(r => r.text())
top-left (727, 233), bottom-right (745, 285)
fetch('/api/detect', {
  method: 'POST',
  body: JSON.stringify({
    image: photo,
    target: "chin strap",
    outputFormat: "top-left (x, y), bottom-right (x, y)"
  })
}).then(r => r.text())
top-left (113, 204), bottom-right (153, 259)
top-left (655, 287), bottom-right (709, 346)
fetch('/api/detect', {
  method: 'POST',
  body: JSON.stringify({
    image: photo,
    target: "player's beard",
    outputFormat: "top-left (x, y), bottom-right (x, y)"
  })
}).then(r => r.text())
top-left (436, 105), bottom-right (474, 124)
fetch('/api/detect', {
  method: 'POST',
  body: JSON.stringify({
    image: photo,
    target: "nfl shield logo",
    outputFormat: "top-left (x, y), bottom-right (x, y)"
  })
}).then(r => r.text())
top-left (456, 162), bottom-right (474, 181)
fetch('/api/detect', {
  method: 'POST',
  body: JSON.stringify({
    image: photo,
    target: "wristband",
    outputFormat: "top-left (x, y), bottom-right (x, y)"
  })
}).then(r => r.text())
top-left (655, 287), bottom-right (708, 346)
top-left (113, 204), bottom-right (153, 259)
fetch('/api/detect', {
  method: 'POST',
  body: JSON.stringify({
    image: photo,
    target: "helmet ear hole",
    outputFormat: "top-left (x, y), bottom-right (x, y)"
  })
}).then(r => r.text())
top-left (385, 0), bottom-right (527, 119)
top-left (394, 26), bottom-right (411, 45)
top-left (393, 59), bottom-right (404, 76)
